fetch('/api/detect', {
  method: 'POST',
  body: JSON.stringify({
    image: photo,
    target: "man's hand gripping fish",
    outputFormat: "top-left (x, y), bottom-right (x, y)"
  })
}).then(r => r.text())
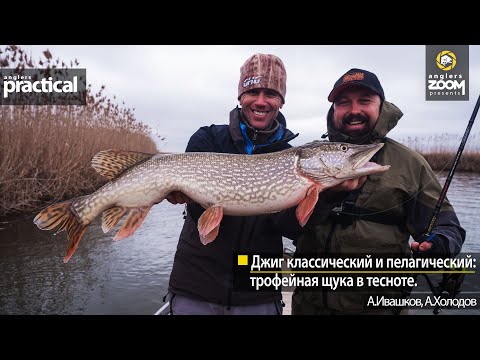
top-left (34, 141), bottom-right (390, 262)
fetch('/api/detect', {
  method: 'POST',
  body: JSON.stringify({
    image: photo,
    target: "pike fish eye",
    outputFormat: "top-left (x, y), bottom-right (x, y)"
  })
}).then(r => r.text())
top-left (340, 144), bottom-right (348, 152)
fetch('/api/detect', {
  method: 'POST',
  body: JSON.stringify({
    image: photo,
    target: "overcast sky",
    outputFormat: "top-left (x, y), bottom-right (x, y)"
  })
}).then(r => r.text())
top-left (18, 45), bottom-right (480, 152)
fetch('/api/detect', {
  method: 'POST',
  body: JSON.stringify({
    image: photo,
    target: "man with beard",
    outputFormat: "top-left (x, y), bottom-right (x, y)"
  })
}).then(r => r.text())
top-left (291, 68), bottom-right (466, 315)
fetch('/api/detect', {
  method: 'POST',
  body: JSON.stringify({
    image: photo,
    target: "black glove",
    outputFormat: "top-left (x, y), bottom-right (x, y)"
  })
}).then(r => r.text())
top-left (415, 233), bottom-right (451, 258)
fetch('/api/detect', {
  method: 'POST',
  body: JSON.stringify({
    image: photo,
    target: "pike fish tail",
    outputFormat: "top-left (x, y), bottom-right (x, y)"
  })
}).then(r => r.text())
top-left (34, 149), bottom-right (158, 262)
top-left (34, 200), bottom-right (88, 263)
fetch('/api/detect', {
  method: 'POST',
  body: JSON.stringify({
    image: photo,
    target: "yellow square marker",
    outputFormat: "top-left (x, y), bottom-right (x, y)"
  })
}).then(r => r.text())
top-left (238, 255), bottom-right (248, 266)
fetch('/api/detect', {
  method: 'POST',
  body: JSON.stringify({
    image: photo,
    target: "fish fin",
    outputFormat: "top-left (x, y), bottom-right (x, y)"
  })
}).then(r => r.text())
top-left (33, 201), bottom-right (70, 231)
top-left (113, 206), bottom-right (151, 240)
top-left (91, 149), bottom-right (156, 180)
top-left (34, 200), bottom-right (88, 263)
top-left (296, 186), bottom-right (320, 227)
top-left (64, 222), bottom-right (88, 264)
top-left (202, 224), bottom-right (221, 245)
top-left (197, 205), bottom-right (223, 245)
top-left (102, 206), bottom-right (127, 233)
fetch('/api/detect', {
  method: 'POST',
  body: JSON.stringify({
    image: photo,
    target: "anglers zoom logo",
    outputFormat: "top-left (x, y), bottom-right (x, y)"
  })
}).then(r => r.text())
top-left (436, 50), bottom-right (457, 71)
top-left (426, 45), bottom-right (469, 101)
top-left (0, 68), bottom-right (86, 105)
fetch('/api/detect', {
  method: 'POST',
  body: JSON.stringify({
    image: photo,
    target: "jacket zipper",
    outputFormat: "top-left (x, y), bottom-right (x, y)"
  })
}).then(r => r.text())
top-left (252, 130), bottom-right (258, 152)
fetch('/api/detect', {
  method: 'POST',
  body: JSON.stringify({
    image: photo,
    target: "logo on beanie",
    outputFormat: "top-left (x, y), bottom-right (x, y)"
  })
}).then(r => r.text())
top-left (243, 76), bottom-right (262, 88)
top-left (343, 72), bottom-right (364, 83)
top-left (436, 50), bottom-right (456, 71)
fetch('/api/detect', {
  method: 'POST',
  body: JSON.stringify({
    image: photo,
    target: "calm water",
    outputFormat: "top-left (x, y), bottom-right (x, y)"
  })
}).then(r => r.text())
top-left (1, 172), bottom-right (480, 315)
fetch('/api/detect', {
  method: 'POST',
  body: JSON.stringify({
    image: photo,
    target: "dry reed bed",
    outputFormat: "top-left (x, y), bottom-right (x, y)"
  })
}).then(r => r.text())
top-left (420, 152), bottom-right (480, 172)
top-left (400, 133), bottom-right (480, 172)
top-left (0, 45), bottom-right (158, 219)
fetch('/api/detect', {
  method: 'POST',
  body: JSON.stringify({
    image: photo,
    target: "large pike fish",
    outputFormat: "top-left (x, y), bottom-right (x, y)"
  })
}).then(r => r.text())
top-left (34, 141), bottom-right (390, 262)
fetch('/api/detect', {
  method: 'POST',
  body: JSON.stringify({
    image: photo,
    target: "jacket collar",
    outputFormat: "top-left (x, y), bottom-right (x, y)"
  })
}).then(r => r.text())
top-left (239, 110), bottom-right (281, 145)
top-left (229, 106), bottom-right (298, 152)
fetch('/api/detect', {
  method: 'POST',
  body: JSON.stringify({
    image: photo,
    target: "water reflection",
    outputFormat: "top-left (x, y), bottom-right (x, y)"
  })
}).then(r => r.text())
top-left (436, 172), bottom-right (480, 252)
top-left (1, 172), bottom-right (479, 314)
top-left (0, 202), bottom-right (185, 314)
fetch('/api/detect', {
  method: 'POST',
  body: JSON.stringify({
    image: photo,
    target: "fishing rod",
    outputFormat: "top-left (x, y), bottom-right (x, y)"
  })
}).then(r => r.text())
top-left (425, 94), bottom-right (480, 235)
top-left (418, 94), bottom-right (480, 315)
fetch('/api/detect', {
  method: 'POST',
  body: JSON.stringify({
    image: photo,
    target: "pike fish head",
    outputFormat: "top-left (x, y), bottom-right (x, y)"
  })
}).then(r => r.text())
top-left (297, 141), bottom-right (390, 187)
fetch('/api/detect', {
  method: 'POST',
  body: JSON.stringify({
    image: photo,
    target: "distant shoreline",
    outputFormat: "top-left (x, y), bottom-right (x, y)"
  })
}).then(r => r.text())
top-left (421, 152), bottom-right (480, 172)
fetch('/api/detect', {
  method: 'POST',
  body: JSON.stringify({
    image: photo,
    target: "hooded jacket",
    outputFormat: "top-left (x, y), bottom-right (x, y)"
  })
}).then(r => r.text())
top-left (168, 107), bottom-right (304, 306)
top-left (292, 101), bottom-right (466, 314)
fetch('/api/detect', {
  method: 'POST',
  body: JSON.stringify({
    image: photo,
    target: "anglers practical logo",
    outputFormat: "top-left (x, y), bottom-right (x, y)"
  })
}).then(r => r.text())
top-left (426, 45), bottom-right (469, 101)
top-left (0, 68), bottom-right (86, 105)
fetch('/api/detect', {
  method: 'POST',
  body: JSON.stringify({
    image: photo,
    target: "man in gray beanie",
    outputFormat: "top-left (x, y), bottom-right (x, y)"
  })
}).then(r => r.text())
top-left (164, 54), bottom-right (362, 315)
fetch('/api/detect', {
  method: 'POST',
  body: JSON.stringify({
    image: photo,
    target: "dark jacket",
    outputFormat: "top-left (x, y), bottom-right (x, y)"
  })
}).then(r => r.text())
top-left (168, 107), bottom-right (302, 306)
top-left (292, 101), bottom-right (466, 314)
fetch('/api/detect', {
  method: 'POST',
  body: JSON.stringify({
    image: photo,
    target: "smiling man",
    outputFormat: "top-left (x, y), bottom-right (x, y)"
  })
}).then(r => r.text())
top-left (328, 68), bottom-right (385, 142)
top-left (236, 54), bottom-right (288, 153)
top-left (291, 68), bottom-right (466, 315)
top-left (165, 54), bottom-right (299, 315)
top-left (165, 56), bottom-right (367, 315)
